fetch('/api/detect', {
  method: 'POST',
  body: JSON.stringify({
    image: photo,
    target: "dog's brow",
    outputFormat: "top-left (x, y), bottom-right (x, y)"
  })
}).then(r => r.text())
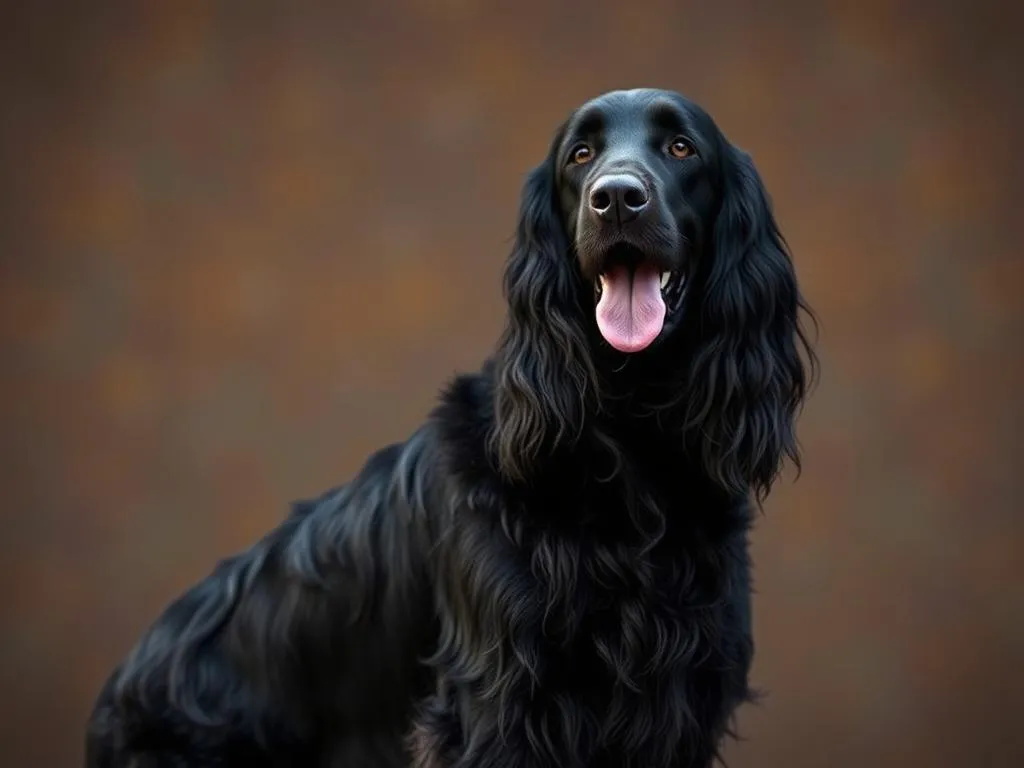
top-left (647, 100), bottom-right (687, 133)
top-left (570, 107), bottom-right (605, 140)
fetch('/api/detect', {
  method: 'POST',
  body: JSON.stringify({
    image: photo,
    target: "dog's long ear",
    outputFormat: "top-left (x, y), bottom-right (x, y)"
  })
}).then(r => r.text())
top-left (686, 145), bottom-right (817, 501)
top-left (489, 127), bottom-right (597, 484)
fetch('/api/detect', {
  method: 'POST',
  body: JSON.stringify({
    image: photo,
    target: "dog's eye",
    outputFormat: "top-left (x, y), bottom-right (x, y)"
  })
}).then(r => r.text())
top-left (571, 144), bottom-right (594, 165)
top-left (668, 138), bottom-right (693, 159)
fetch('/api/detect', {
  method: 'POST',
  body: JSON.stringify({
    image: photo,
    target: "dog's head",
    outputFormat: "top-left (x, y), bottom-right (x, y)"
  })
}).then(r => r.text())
top-left (491, 89), bottom-right (816, 498)
top-left (559, 89), bottom-right (719, 354)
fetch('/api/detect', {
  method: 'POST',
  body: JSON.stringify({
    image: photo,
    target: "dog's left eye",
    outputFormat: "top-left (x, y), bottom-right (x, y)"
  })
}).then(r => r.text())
top-left (571, 144), bottom-right (594, 165)
top-left (668, 138), bottom-right (694, 159)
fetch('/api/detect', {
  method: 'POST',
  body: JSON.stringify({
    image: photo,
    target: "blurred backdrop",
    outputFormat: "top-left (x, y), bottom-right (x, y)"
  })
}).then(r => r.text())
top-left (2, 1), bottom-right (1022, 766)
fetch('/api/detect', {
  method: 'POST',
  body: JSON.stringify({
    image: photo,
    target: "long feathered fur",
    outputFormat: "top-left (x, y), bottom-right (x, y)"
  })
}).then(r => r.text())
top-left (86, 90), bottom-right (815, 768)
top-left (680, 145), bottom-right (816, 502)
top-left (489, 124), bottom-right (599, 484)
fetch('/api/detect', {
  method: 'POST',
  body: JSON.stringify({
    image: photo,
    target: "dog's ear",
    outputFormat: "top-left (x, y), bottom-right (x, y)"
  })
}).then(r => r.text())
top-left (685, 145), bottom-right (817, 501)
top-left (489, 126), bottom-right (597, 484)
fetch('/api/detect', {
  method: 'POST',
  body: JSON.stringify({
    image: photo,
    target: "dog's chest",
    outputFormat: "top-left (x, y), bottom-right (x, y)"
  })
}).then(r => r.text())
top-left (537, 535), bottom-right (717, 678)
top-left (524, 530), bottom-right (728, 762)
top-left (524, 474), bottom-right (729, 688)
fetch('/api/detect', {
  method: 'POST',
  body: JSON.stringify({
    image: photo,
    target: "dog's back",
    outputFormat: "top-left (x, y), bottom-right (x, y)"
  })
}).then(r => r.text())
top-left (85, 435), bottom-right (440, 767)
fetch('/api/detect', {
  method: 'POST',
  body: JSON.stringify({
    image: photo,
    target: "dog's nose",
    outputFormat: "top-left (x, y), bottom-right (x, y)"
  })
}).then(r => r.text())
top-left (588, 174), bottom-right (650, 224)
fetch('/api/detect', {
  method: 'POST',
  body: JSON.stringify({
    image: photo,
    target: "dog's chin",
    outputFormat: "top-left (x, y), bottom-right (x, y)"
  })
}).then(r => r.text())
top-left (584, 242), bottom-right (686, 355)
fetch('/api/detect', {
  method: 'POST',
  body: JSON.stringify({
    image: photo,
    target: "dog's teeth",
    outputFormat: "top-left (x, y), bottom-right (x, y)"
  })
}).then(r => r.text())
top-left (660, 271), bottom-right (670, 290)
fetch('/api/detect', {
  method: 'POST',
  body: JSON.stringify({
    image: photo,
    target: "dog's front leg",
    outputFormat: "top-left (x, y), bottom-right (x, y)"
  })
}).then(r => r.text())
top-left (409, 684), bottom-right (574, 768)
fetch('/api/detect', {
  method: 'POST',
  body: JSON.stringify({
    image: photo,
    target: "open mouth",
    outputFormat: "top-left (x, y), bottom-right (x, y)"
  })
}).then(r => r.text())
top-left (592, 245), bottom-right (685, 354)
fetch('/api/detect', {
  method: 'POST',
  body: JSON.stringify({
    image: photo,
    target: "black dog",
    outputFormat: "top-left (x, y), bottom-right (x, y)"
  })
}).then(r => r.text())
top-left (85, 88), bottom-right (816, 768)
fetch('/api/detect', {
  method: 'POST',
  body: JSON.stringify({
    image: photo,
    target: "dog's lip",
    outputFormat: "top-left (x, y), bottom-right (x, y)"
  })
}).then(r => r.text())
top-left (593, 267), bottom-right (684, 298)
top-left (596, 241), bottom-right (672, 272)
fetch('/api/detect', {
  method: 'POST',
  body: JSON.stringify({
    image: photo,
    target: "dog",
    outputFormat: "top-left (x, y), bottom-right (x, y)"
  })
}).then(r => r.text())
top-left (85, 87), bottom-right (816, 768)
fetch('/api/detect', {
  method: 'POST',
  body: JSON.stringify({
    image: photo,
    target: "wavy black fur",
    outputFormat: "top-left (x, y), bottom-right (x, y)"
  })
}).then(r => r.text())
top-left (86, 88), bottom-right (816, 768)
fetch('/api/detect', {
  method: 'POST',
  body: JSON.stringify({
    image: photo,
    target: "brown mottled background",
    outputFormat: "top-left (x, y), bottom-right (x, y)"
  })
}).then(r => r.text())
top-left (1, 1), bottom-right (1021, 766)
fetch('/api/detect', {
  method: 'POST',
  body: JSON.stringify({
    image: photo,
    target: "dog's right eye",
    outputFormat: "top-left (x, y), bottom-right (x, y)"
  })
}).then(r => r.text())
top-left (571, 144), bottom-right (594, 165)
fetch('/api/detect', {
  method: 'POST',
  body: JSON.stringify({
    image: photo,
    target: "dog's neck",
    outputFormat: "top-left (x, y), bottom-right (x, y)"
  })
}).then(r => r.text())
top-left (433, 358), bottom-right (697, 493)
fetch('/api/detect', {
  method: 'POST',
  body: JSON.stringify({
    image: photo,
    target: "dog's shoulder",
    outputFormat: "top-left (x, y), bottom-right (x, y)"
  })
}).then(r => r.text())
top-left (427, 359), bottom-right (505, 505)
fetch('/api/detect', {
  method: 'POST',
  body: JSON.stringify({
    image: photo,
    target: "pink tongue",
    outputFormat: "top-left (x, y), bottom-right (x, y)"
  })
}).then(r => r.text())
top-left (595, 262), bottom-right (666, 353)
